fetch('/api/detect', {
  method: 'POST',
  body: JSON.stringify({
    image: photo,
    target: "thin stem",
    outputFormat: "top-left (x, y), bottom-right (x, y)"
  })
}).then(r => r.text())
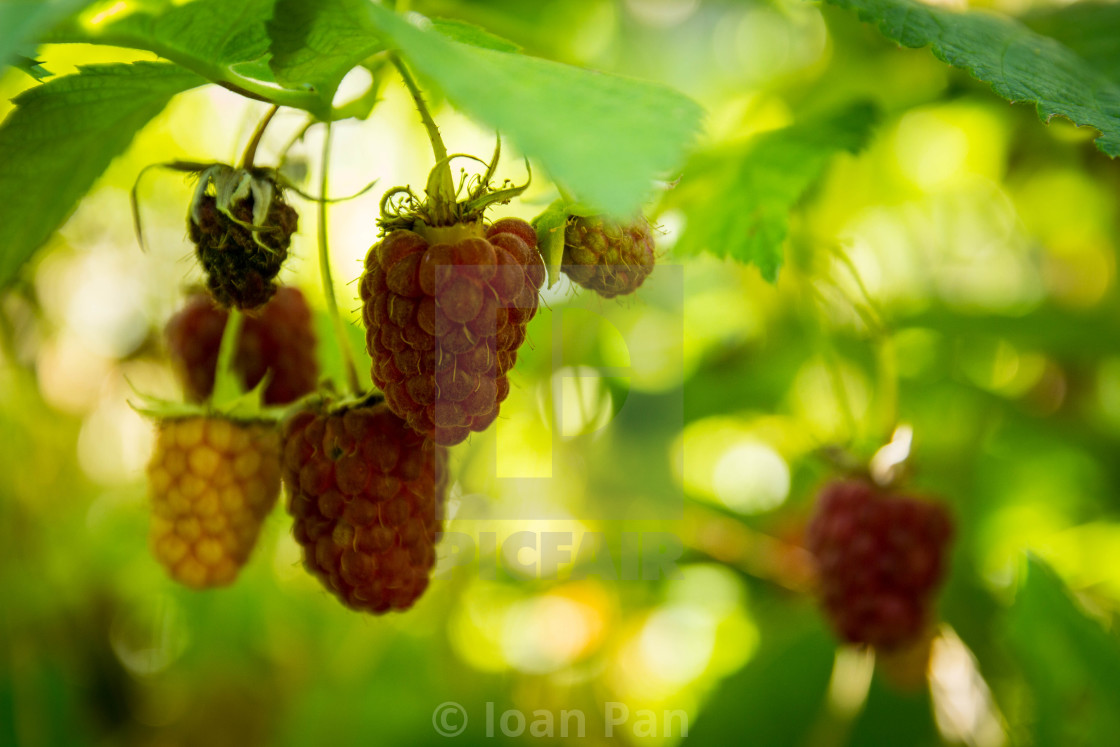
top-left (827, 243), bottom-right (886, 335)
top-left (277, 118), bottom-right (316, 174)
top-left (390, 53), bottom-right (454, 205)
top-left (875, 334), bottom-right (899, 442)
top-left (212, 308), bottom-right (244, 404)
top-left (240, 105), bottom-right (280, 170)
top-left (317, 123), bottom-right (363, 396)
top-left (805, 280), bottom-right (860, 446)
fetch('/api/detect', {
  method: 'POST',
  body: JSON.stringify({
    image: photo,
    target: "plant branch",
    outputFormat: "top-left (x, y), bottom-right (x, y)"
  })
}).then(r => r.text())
top-left (43, 29), bottom-right (322, 112)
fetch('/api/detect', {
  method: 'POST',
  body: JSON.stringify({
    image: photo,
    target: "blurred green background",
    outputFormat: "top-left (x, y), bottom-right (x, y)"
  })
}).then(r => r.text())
top-left (3, 0), bottom-right (1120, 745)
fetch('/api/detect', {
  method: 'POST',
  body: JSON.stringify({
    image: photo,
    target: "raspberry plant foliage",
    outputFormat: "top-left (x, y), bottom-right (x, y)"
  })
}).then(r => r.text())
top-left (0, 0), bottom-right (703, 293)
top-left (3, 0), bottom-right (1120, 287)
top-left (6, 0), bottom-right (1120, 741)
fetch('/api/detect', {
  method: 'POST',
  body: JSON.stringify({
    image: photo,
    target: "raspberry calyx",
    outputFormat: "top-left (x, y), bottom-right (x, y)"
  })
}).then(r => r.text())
top-left (187, 164), bottom-right (298, 310)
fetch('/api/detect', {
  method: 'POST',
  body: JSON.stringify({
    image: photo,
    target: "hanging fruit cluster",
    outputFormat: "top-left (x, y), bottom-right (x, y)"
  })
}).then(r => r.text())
top-left (134, 58), bottom-right (661, 615)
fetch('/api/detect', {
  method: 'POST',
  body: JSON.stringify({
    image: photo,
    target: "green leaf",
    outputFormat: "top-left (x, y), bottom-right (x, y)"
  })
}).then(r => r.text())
top-left (364, 5), bottom-right (703, 217)
top-left (847, 672), bottom-right (939, 747)
top-left (266, 3), bottom-right (522, 115)
top-left (0, 62), bottom-right (203, 288)
top-left (46, 0), bottom-right (319, 111)
top-left (687, 616), bottom-right (834, 746)
top-left (430, 18), bottom-right (521, 53)
top-left (670, 101), bottom-right (879, 282)
top-left (1025, 2), bottom-right (1120, 86)
top-left (826, 0), bottom-right (1120, 157)
top-left (1005, 556), bottom-right (1120, 746)
top-left (12, 54), bottom-right (52, 81)
top-left (0, 0), bottom-right (98, 72)
top-left (267, 0), bottom-right (385, 114)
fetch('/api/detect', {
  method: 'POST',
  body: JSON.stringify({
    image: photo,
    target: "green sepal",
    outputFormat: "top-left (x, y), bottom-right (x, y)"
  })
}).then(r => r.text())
top-left (531, 199), bottom-right (570, 289)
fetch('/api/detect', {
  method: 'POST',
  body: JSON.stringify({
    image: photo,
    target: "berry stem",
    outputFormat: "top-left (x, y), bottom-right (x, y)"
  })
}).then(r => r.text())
top-left (277, 117), bottom-right (316, 169)
top-left (212, 307), bottom-right (244, 405)
top-left (317, 122), bottom-right (364, 397)
top-left (875, 335), bottom-right (899, 441)
top-left (390, 54), bottom-right (455, 215)
top-left (240, 105), bottom-right (280, 170)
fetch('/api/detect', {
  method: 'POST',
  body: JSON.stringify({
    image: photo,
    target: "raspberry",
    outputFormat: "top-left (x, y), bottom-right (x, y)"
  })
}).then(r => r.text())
top-left (359, 218), bottom-right (545, 446)
top-left (282, 402), bottom-right (448, 613)
top-left (146, 417), bottom-right (281, 588)
top-left (165, 287), bottom-right (318, 406)
top-left (805, 479), bottom-right (953, 650)
top-left (189, 183), bottom-right (298, 310)
top-left (562, 214), bottom-right (655, 298)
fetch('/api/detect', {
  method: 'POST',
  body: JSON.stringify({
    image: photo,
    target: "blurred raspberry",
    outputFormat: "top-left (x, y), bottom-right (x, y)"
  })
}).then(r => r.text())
top-left (165, 287), bottom-right (318, 406)
top-left (359, 218), bottom-right (545, 446)
top-left (282, 402), bottom-right (448, 613)
top-left (562, 214), bottom-right (655, 298)
top-left (805, 479), bottom-right (953, 650)
top-left (190, 189), bottom-right (297, 310)
top-left (147, 416), bottom-right (281, 588)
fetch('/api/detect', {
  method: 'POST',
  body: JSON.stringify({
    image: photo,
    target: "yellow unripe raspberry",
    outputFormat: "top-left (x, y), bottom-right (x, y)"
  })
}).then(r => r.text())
top-left (147, 417), bottom-right (281, 589)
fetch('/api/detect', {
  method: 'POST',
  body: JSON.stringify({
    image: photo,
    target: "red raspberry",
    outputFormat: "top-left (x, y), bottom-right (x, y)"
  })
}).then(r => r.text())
top-left (805, 479), bottom-right (953, 650)
top-left (165, 287), bottom-right (318, 406)
top-left (147, 416), bottom-right (281, 588)
top-left (282, 402), bottom-right (448, 613)
top-left (359, 218), bottom-right (545, 446)
top-left (563, 214), bottom-right (655, 298)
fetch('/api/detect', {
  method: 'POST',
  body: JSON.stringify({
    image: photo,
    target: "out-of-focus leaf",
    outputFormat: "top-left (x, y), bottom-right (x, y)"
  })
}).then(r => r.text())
top-left (846, 673), bottom-right (939, 747)
top-left (826, 0), bottom-right (1120, 156)
top-left (430, 18), bottom-right (521, 53)
top-left (0, 62), bottom-right (203, 289)
top-left (1005, 555), bottom-right (1120, 746)
top-left (670, 101), bottom-right (879, 281)
top-left (363, 5), bottom-right (703, 217)
top-left (688, 615), bottom-right (834, 746)
top-left (1025, 2), bottom-right (1120, 86)
top-left (0, 0), bottom-right (97, 72)
top-left (267, 2), bottom-right (522, 115)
